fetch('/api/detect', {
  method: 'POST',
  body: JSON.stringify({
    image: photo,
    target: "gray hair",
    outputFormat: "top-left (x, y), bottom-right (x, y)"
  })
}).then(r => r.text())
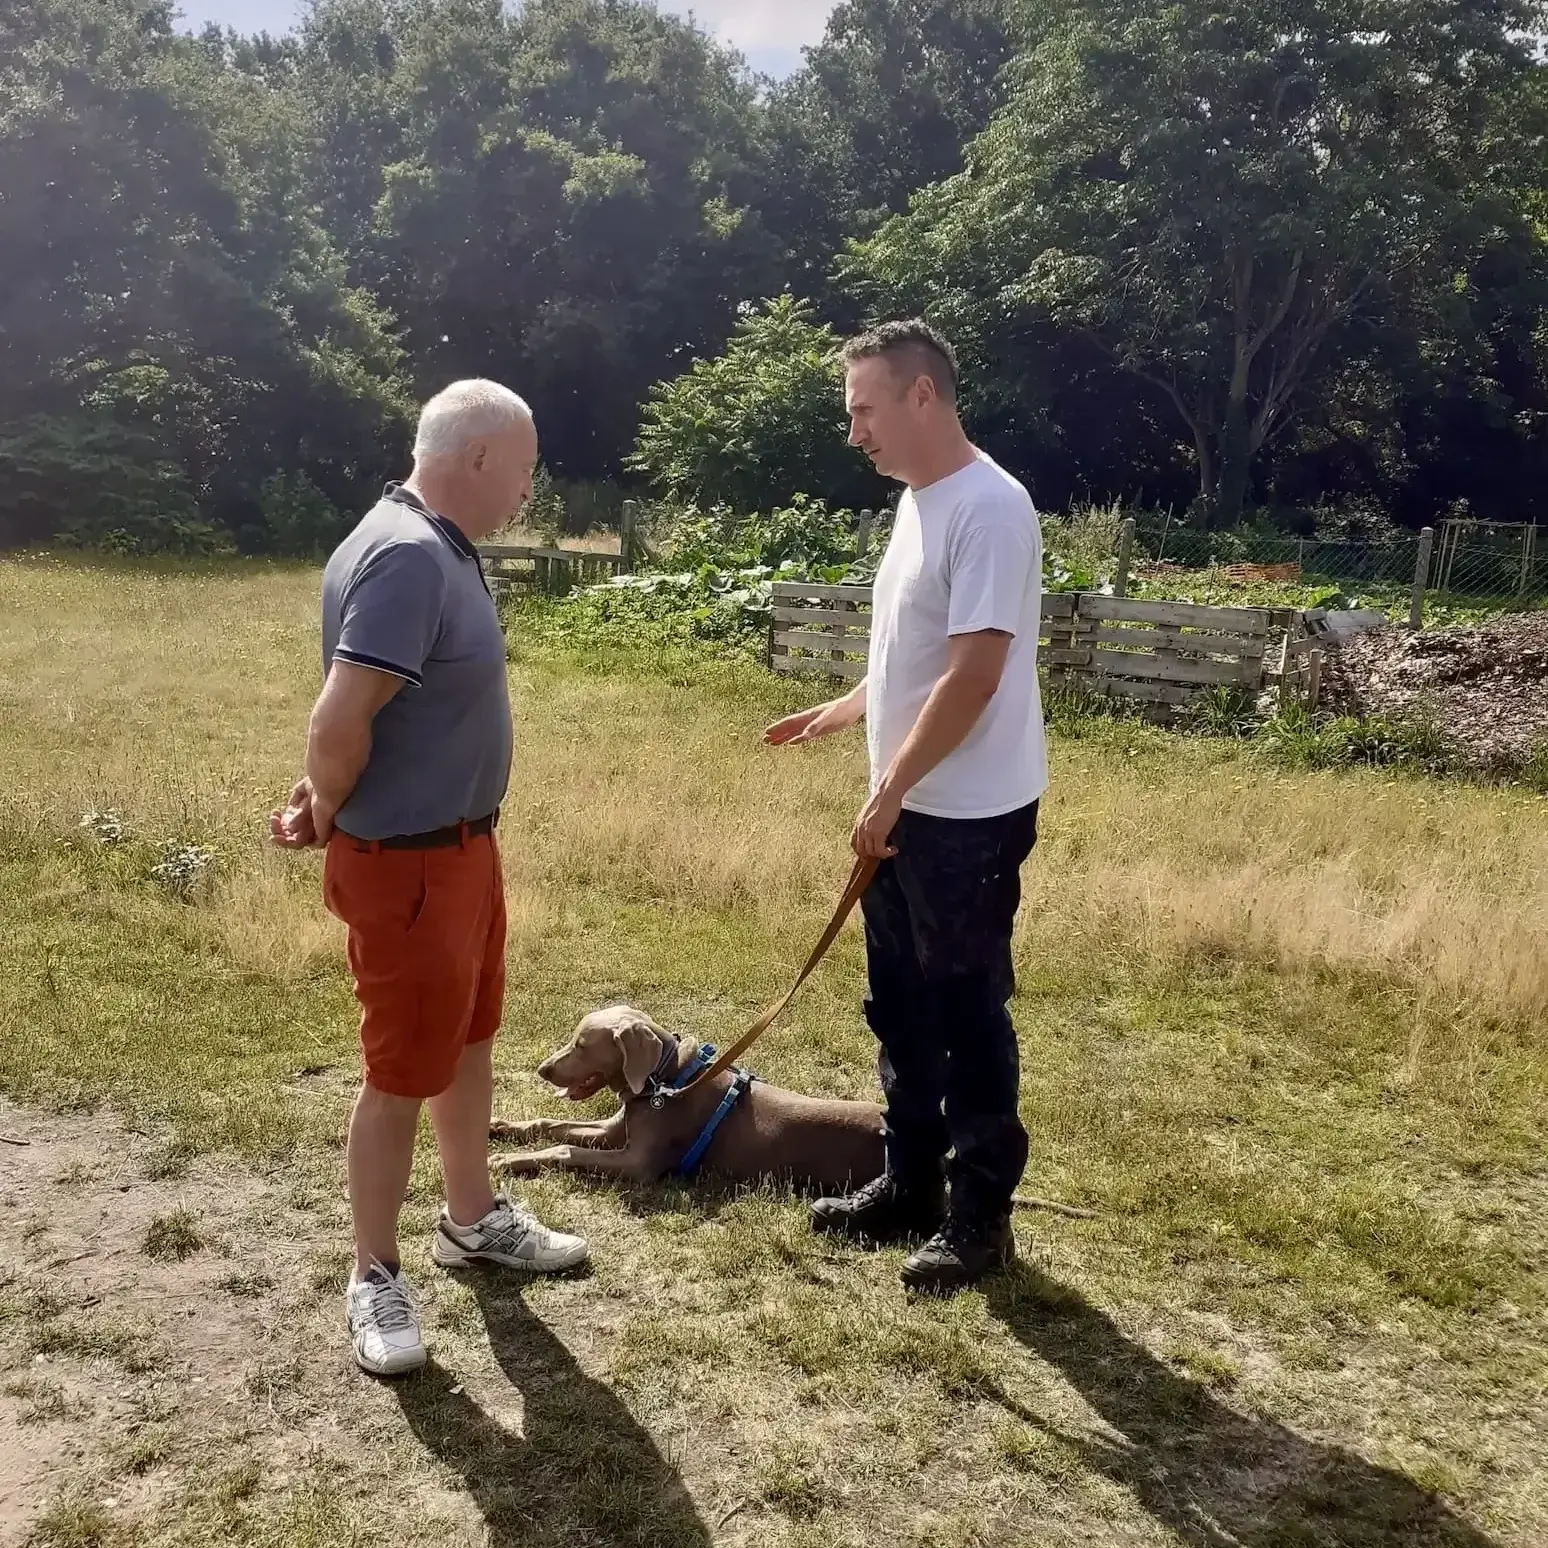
top-left (413, 378), bottom-right (533, 462)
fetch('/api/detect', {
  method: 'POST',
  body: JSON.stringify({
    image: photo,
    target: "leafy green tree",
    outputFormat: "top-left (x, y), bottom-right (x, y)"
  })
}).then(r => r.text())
top-left (0, 417), bottom-right (211, 553)
top-left (362, 0), bottom-right (780, 477)
top-left (761, 0), bottom-right (1015, 300)
top-left (629, 296), bottom-right (885, 512)
top-left (1270, 220), bottom-right (1548, 528)
top-left (848, 0), bottom-right (1547, 525)
top-left (0, 0), bottom-right (411, 552)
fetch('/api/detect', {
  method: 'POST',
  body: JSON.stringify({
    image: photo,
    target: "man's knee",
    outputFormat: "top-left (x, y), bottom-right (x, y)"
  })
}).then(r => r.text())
top-left (932, 970), bottom-right (1017, 1040)
top-left (355, 1082), bottom-right (425, 1119)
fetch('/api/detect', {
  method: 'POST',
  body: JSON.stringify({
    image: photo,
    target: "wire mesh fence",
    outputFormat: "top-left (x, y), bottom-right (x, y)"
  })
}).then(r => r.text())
top-left (1117, 518), bottom-right (1548, 619)
top-left (1428, 519), bottom-right (1547, 604)
top-left (1132, 526), bottom-right (1421, 589)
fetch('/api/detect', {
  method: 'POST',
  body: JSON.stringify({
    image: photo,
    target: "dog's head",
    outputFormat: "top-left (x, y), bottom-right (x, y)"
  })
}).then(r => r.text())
top-left (535, 1005), bottom-right (669, 1101)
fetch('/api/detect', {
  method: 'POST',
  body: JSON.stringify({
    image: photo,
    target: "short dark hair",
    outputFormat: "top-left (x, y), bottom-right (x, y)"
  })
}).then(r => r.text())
top-left (841, 319), bottom-right (959, 404)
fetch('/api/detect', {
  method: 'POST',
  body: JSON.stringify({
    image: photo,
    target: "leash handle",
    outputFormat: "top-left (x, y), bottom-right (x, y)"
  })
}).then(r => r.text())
top-left (670, 852), bottom-right (878, 1096)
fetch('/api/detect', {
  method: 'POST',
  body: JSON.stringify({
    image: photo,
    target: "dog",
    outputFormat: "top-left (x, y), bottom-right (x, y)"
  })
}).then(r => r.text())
top-left (488, 1004), bottom-right (884, 1191)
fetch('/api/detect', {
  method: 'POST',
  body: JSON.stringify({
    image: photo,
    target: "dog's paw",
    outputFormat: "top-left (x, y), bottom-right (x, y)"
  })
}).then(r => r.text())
top-left (490, 1151), bottom-right (542, 1176)
top-left (489, 1119), bottom-right (545, 1145)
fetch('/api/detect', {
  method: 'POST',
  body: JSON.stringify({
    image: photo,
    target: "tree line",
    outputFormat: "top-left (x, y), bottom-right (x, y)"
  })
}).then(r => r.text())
top-left (3, 0), bottom-right (1546, 555)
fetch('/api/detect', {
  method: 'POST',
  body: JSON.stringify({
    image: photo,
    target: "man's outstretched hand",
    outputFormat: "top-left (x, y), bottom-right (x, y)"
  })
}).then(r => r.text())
top-left (268, 776), bottom-right (334, 849)
top-left (764, 687), bottom-right (865, 747)
top-left (764, 705), bottom-right (830, 745)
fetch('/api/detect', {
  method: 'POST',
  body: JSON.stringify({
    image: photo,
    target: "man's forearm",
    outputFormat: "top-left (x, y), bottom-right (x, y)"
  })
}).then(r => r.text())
top-left (833, 679), bottom-right (867, 726)
top-left (877, 669), bottom-right (995, 801)
top-left (305, 704), bottom-right (371, 818)
top-left (303, 661), bottom-right (406, 822)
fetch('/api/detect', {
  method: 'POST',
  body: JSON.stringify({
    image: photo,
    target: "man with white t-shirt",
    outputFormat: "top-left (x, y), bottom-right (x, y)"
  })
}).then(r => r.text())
top-left (765, 320), bottom-right (1046, 1294)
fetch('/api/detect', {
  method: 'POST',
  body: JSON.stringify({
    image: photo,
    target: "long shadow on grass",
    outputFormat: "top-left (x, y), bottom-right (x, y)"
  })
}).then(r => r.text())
top-left (394, 1278), bottom-right (711, 1548)
top-left (986, 1264), bottom-right (1498, 1548)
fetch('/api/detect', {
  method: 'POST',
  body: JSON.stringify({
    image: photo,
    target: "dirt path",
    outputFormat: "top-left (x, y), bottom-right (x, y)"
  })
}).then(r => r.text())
top-left (0, 1096), bottom-right (335, 1544)
top-left (0, 1096), bottom-right (719, 1548)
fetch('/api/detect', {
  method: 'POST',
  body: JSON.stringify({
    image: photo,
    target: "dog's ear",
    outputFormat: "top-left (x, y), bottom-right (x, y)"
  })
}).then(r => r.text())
top-left (613, 1016), bottom-right (660, 1095)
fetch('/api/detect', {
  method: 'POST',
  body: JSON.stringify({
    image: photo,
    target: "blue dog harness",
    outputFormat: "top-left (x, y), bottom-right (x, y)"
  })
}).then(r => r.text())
top-left (645, 1041), bottom-right (756, 1177)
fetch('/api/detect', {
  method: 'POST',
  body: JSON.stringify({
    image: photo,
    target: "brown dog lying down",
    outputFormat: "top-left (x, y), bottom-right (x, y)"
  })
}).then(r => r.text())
top-left (488, 1005), bottom-right (884, 1191)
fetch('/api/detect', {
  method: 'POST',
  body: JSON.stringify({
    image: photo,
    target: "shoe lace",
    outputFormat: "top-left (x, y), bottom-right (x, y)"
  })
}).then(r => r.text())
top-left (362, 1259), bottom-right (418, 1333)
top-left (934, 1217), bottom-right (1000, 1256)
top-left (476, 1192), bottom-right (547, 1253)
top-left (853, 1174), bottom-right (897, 1206)
top-left (935, 1223), bottom-right (966, 1255)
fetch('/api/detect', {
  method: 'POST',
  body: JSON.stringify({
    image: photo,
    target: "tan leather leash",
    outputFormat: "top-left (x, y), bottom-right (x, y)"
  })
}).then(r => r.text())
top-left (666, 852), bottom-right (879, 1097)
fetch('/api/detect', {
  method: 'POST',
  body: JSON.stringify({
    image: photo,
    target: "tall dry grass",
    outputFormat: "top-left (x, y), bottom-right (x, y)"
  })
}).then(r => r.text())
top-left (485, 521), bottom-right (621, 553)
top-left (1020, 762), bottom-right (1548, 1024)
top-left (4, 554), bottom-right (1548, 1026)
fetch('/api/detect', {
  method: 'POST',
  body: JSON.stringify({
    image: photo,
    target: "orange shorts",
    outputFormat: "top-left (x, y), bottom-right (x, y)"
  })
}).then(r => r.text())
top-left (323, 830), bottom-right (506, 1099)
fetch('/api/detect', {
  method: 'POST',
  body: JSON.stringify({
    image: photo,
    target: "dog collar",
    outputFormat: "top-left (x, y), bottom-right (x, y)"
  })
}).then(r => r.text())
top-left (644, 1039), bottom-right (717, 1109)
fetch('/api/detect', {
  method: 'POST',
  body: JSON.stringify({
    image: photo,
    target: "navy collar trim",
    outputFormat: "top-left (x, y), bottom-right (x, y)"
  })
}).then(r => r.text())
top-left (383, 483), bottom-right (479, 561)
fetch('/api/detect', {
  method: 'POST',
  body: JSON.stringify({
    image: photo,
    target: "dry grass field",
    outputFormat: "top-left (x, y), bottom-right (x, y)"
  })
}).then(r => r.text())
top-left (0, 552), bottom-right (1544, 1548)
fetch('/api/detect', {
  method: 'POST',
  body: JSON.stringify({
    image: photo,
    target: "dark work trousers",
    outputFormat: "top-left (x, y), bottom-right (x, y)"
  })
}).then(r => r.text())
top-left (860, 799), bottom-right (1039, 1226)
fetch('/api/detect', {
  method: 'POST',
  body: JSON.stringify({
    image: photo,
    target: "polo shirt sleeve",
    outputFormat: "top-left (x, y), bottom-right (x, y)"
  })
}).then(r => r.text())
top-left (945, 505), bottom-right (1039, 638)
top-left (333, 542), bottom-right (446, 688)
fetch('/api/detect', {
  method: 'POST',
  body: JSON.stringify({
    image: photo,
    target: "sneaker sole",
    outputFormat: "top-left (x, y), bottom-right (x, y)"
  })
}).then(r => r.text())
top-left (430, 1228), bottom-right (590, 1274)
top-left (352, 1342), bottom-right (427, 1377)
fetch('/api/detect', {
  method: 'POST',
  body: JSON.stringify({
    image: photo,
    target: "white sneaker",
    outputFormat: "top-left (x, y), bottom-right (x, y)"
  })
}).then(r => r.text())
top-left (346, 1261), bottom-right (426, 1376)
top-left (431, 1190), bottom-right (590, 1274)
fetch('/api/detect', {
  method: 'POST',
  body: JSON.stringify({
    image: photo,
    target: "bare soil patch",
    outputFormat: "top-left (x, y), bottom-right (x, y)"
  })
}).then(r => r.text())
top-left (0, 1095), bottom-right (324, 1545)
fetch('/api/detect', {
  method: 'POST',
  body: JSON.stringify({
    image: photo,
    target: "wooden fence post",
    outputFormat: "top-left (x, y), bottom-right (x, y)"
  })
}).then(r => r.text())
top-left (1410, 526), bottom-right (1434, 629)
top-left (621, 499), bottom-right (638, 573)
top-left (1114, 517), bottom-right (1136, 598)
top-left (856, 509), bottom-right (873, 559)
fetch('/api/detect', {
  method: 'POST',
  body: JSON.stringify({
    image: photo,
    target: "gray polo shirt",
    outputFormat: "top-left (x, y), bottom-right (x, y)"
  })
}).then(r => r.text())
top-left (321, 484), bottom-right (511, 840)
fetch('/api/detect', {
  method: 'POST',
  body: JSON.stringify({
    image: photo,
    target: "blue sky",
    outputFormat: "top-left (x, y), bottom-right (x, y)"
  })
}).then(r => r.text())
top-left (173, 0), bottom-right (830, 78)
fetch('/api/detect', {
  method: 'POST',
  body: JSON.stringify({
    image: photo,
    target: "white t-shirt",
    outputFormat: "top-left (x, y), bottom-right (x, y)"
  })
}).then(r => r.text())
top-left (866, 451), bottom-right (1048, 819)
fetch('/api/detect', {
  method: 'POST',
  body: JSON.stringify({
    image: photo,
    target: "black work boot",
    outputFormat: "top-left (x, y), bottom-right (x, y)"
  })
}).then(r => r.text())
top-left (900, 1215), bottom-right (1015, 1294)
top-left (811, 1173), bottom-right (946, 1246)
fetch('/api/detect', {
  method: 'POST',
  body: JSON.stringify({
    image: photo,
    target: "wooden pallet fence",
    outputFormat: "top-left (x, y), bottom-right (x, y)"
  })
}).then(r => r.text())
top-left (480, 544), bottom-right (626, 600)
top-left (769, 581), bottom-right (873, 680)
top-left (770, 582), bottom-right (1309, 715)
top-left (1050, 595), bottom-right (1278, 712)
top-left (1272, 613), bottom-right (1326, 710)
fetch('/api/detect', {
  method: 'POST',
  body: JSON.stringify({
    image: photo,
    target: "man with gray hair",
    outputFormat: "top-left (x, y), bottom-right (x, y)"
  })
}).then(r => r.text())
top-left (271, 379), bottom-right (588, 1376)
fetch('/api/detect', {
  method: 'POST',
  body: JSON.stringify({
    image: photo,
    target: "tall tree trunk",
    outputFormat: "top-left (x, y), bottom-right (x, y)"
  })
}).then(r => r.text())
top-left (1194, 422), bottom-right (1216, 508)
top-left (1212, 396), bottom-right (1253, 528)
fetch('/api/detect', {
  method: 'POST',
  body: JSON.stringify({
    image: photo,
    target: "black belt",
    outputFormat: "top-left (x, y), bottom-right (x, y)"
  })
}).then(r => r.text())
top-left (352, 809), bottom-right (498, 851)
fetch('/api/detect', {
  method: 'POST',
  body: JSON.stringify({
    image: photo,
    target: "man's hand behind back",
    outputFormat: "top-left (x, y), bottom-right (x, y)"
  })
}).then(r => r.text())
top-left (269, 776), bottom-right (334, 849)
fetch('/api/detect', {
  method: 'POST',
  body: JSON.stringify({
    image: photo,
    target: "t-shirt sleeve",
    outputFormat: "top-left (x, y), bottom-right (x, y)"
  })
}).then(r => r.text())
top-left (945, 503), bottom-right (1039, 638)
top-left (333, 543), bottom-right (446, 687)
